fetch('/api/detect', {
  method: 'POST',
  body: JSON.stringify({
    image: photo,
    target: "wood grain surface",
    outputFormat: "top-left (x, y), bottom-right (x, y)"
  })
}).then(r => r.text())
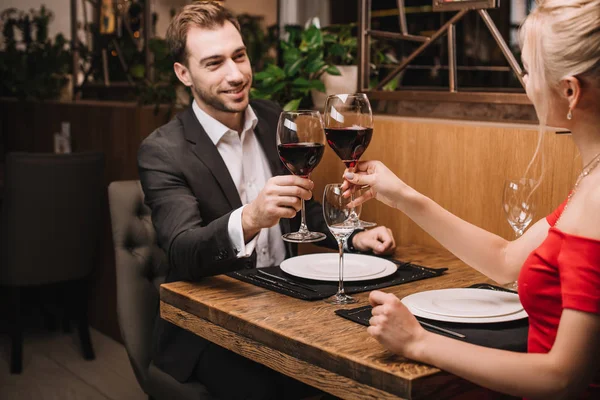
top-left (161, 245), bottom-right (511, 399)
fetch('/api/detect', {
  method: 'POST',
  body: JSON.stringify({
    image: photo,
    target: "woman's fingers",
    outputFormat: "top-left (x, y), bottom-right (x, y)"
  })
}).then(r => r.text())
top-left (347, 191), bottom-right (374, 208)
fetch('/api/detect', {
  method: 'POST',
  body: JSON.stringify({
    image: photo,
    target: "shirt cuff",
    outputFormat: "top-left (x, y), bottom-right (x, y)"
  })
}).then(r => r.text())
top-left (228, 205), bottom-right (259, 258)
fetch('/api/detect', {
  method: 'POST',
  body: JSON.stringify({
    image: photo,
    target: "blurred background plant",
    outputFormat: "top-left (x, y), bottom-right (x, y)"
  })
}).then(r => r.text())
top-left (251, 19), bottom-right (341, 111)
top-left (0, 6), bottom-right (72, 101)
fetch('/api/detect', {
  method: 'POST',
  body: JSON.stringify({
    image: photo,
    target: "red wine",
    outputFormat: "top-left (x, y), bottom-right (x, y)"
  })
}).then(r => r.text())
top-left (277, 143), bottom-right (325, 177)
top-left (324, 127), bottom-right (373, 168)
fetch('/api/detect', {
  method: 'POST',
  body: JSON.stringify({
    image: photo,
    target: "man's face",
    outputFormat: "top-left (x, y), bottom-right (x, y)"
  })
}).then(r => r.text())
top-left (177, 22), bottom-right (252, 115)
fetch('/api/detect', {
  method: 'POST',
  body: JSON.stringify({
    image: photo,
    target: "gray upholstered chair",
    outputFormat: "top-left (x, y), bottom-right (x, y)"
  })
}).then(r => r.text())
top-left (108, 180), bottom-right (212, 400)
top-left (0, 152), bottom-right (105, 373)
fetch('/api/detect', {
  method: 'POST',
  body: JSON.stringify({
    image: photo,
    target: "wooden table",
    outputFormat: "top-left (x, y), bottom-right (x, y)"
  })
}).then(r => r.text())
top-left (160, 245), bottom-right (511, 400)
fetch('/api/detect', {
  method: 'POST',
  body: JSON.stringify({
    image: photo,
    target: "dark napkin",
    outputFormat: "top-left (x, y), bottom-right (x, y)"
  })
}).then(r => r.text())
top-left (228, 259), bottom-right (447, 301)
top-left (335, 284), bottom-right (528, 352)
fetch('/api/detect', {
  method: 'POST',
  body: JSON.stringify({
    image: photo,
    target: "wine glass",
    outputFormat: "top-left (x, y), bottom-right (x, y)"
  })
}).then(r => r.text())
top-left (502, 177), bottom-right (537, 291)
top-left (323, 183), bottom-right (360, 305)
top-left (277, 110), bottom-right (327, 243)
top-left (323, 93), bottom-right (376, 228)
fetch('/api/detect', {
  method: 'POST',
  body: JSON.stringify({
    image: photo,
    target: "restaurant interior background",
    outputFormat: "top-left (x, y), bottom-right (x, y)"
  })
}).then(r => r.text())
top-left (0, 0), bottom-right (580, 384)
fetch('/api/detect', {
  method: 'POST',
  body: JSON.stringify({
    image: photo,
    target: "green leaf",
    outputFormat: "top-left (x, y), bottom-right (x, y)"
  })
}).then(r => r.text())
top-left (300, 25), bottom-right (323, 52)
top-left (308, 79), bottom-right (326, 92)
top-left (284, 58), bottom-right (304, 77)
top-left (263, 80), bottom-right (287, 95)
top-left (329, 43), bottom-right (346, 57)
top-left (130, 64), bottom-right (145, 79)
top-left (265, 64), bottom-right (286, 80)
top-left (253, 70), bottom-right (273, 81)
top-left (305, 59), bottom-right (326, 74)
top-left (325, 65), bottom-right (341, 76)
top-left (282, 46), bottom-right (301, 64)
top-left (250, 87), bottom-right (272, 100)
top-left (283, 98), bottom-right (302, 111)
top-left (291, 77), bottom-right (311, 89)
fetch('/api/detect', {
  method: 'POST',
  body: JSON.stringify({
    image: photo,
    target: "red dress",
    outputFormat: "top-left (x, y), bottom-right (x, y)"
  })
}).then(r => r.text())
top-left (518, 199), bottom-right (600, 396)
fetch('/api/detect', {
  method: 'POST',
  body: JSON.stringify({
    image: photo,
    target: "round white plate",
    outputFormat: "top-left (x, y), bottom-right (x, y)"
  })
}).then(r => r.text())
top-left (403, 288), bottom-right (523, 318)
top-left (402, 289), bottom-right (528, 323)
top-left (280, 253), bottom-right (397, 282)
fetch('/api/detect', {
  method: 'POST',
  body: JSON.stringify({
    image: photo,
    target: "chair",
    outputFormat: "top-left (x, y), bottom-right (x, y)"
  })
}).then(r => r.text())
top-left (0, 152), bottom-right (105, 373)
top-left (108, 180), bottom-right (212, 400)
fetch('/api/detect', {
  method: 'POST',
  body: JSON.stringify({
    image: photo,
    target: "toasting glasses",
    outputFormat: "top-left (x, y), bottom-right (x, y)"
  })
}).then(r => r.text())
top-left (502, 177), bottom-right (537, 291)
top-left (323, 93), bottom-right (376, 228)
top-left (323, 183), bottom-right (360, 304)
top-left (277, 110), bottom-right (327, 243)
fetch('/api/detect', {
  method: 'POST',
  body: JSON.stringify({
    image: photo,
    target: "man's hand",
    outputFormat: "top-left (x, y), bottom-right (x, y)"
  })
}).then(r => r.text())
top-left (351, 226), bottom-right (396, 255)
top-left (242, 175), bottom-right (313, 241)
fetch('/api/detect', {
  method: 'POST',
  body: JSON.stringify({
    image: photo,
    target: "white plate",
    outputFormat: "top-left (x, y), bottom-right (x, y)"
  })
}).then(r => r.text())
top-left (402, 289), bottom-right (528, 323)
top-left (280, 253), bottom-right (397, 282)
top-left (403, 288), bottom-right (523, 318)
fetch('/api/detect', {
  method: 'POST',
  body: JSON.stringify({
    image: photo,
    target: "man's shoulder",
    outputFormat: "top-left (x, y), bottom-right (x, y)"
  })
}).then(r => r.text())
top-left (250, 99), bottom-right (282, 119)
top-left (141, 112), bottom-right (186, 149)
top-left (138, 111), bottom-right (188, 163)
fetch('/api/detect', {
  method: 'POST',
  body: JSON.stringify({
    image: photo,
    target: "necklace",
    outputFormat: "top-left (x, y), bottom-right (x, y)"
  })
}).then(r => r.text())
top-left (555, 150), bottom-right (600, 227)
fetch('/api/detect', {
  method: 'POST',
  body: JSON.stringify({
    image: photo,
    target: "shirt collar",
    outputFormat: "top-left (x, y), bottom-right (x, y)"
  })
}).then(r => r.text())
top-left (192, 100), bottom-right (258, 146)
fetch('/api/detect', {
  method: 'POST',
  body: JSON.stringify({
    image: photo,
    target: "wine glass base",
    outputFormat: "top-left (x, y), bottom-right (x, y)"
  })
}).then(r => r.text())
top-left (324, 292), bottom-right (358, 305)
top-left (282, 231), bottom-right (327, 243)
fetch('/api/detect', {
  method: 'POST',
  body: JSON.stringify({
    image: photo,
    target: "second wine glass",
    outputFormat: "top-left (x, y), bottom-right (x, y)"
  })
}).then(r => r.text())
top-left (323, 183), bottom-right (359, 305)
top-left (323, 93), bottom-right (376, 228)
top-left (502, 177), bottom-right (537, 291)
top-left (277, 110), bottom-right (327, 243)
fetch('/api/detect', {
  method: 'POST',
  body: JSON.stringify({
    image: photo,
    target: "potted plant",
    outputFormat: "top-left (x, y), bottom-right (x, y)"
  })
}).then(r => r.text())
top-left (0, 6), bottom-right (72, 101)
top-left (251, 22), bottom-right (340, 111)
top-left (311, 22), bottom-right (358, 109)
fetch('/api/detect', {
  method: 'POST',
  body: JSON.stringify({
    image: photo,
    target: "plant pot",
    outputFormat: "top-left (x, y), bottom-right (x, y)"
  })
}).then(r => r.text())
top-left (58, 75), bottom-right (73, 102)
top-left (311, 65), bottom-right (358, 111)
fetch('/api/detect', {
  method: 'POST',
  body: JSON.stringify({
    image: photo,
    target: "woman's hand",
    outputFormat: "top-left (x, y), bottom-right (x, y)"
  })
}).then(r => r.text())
top-left (367, 290), bottom-right (427, 359)
top-left (341, 160), bottom-right (405, 209)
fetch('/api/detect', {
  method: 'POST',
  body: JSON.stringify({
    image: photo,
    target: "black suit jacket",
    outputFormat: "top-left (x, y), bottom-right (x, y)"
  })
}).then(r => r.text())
top-left (138, 99), bottom-right (337, 382)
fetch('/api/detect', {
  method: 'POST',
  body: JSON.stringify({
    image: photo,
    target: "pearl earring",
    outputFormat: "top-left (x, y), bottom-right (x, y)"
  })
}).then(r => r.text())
top-left (567, 109), bottom-right (573, 120)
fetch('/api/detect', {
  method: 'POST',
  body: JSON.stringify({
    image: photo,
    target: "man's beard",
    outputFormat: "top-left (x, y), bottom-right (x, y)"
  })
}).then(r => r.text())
top-left (192, 83), bottom-right (248, 113)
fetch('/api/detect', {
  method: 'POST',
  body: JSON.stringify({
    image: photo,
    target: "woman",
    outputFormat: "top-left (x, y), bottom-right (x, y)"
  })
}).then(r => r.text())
top-left (342, 0), bottom-right (600, 398)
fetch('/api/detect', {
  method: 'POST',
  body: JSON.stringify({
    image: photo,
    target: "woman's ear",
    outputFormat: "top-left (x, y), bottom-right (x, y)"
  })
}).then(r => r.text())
top-left (560, 76), bottom-right (582, 110)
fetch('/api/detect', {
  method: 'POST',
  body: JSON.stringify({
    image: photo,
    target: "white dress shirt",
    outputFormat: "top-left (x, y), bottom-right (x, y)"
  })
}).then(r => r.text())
top-left (192, 101), bottom-right (286, 268)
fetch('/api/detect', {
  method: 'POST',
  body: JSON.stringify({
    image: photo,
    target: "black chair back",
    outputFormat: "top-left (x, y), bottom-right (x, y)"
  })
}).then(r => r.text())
top-left (0, 152), bottom-right (105, 286)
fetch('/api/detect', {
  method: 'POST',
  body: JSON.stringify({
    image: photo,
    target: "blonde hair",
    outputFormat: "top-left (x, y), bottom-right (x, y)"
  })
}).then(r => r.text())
top-left (166, 1), bottom-right (241, 65)
top-left (519, 0), bottom-right (600, 184)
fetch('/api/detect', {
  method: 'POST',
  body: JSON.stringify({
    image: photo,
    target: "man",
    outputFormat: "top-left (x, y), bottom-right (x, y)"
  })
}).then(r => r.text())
top-left (138, 2), bottom-right (396, 399)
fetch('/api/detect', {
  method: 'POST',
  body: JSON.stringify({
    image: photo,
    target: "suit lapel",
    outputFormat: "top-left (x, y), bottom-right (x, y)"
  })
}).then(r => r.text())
top-left (180, 107), bottom-right (242, 209)
top-left (253, 109), bottom-right (294, 256)
top-left (254, 116), bottom-right (284, 177)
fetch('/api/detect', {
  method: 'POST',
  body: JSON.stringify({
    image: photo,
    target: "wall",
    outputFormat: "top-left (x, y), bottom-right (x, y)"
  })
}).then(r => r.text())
top-left (305, 116), bottom-right (579, 253)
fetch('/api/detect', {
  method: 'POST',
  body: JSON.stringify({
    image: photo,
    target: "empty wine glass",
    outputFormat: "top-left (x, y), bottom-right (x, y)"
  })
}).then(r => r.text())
top-left (277, 110), bottom-right (327, 243)
top-left (323, 183), bottom-right (360, 305)
top-left (323, 93), bottom-right (376, 228)
top-left (502, 177), bottom-right (537, 291)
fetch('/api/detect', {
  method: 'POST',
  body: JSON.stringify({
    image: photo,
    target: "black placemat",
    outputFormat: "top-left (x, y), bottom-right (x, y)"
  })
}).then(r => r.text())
top-left (228, 259), bottom-right (447, 301)
top-left (335, 284), bottom-right (528, 352)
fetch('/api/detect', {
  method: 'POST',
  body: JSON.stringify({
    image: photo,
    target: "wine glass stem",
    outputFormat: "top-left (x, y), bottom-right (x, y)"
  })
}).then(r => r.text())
top-left (337, 239), bottom-right (346, 295)
top-left (298, 198), bottom-right (308, 234)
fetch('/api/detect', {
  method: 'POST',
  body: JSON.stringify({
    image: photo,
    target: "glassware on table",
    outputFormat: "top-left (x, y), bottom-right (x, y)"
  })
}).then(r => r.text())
top-left (277, 110), bottom-right (327, 243)
top-left (322, 183), bottom-right (360, 305)
top-left (323, 93), bottom-right (376, 228)
top-left (502, 177), bottom-right (537, 291)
